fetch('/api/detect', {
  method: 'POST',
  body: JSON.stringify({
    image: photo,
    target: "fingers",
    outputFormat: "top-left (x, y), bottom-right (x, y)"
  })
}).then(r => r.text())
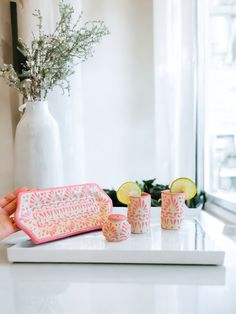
top-left (0, 187), bottom-right (37, 216)
top-left (0, 215), bottom-right (20, 240)
top-left (0, 187), bottom-right (36, 221)
top-left (0, 188), bottom-right (34, 240)
top-left (0, 192), bottom-right (16, 208)
top-left (3, 199), bottom-right (17, 216)
top-left (0, 187), bottom-right (29, 208)
top-left (12, 222), bottom-right (20, 233)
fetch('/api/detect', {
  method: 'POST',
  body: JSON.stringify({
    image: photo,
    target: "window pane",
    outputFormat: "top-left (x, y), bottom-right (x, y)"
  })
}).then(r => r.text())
top-left (204, 0), bottom-right (236, 203)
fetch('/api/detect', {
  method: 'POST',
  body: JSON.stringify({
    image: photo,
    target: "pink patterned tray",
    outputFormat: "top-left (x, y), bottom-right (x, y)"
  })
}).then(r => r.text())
top-left (15, 184), bottom-right (112, 244)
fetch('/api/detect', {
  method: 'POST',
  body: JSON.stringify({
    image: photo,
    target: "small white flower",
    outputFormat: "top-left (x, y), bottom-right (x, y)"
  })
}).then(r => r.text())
top-left (21, 79), bottom-right (32, 89)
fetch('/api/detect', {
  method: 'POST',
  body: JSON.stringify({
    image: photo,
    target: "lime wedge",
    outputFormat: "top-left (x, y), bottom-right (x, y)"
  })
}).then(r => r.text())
top-left (170, 177), bottom-right (197, 200)
top-left (116, 182), bottom-right (142, 205)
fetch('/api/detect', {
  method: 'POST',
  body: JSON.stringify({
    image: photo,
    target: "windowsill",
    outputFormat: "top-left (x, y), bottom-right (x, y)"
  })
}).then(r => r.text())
top-left (209, 191), bottom-right (236, 204)
top-left (205, 192), bottom-right (236, 224)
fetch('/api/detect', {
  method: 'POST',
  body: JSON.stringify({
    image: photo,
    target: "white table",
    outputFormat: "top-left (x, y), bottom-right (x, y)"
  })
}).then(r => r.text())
top-left (1, 210), bottom-right (236, 314)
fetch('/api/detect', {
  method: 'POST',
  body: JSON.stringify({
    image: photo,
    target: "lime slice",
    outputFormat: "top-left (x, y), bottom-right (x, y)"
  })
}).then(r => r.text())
top-left (170, 177), bottom-right (197, 200)
top-left (116, 182), bottom-right (142, 205)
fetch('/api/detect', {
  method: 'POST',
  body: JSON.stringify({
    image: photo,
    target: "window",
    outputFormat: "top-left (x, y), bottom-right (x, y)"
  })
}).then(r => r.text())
top-left (199, 0), bottom-right (236, 213)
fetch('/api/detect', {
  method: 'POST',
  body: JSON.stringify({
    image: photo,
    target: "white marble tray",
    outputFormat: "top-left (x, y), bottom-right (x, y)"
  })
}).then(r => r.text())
top-left (7, 208), bottom-right (225, 265)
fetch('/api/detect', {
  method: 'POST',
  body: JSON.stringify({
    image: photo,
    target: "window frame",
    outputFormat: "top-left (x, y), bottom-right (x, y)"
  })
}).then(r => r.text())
top-left (197, 0), bottom-right (236, 221)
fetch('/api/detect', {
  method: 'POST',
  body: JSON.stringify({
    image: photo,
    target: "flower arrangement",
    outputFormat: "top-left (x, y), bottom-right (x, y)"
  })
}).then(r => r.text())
top-left (0, 1), bottom-right (109, 101)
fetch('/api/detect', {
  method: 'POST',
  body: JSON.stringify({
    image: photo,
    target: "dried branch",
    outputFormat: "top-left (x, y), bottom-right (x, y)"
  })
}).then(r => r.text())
top-left (0, 0), bottom-right (109, 101)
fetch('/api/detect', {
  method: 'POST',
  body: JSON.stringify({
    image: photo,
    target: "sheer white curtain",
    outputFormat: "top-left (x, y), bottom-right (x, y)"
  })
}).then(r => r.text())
top-left (15, 0), bottom-right (197, 188)
top-left (153, 0), bottom-right (197, 184)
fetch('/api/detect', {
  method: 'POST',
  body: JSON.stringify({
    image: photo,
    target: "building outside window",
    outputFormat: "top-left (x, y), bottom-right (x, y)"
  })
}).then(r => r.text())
top-left (200, 0), bottom-right (236, 212)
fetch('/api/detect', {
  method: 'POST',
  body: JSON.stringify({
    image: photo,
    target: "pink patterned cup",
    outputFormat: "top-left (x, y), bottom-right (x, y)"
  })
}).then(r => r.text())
top-left (102, 214), bottom-right (131, 242)
top-left (127, 192), bottom-right (151, 234)
top-left (161, 190), bottom-right (186, 230)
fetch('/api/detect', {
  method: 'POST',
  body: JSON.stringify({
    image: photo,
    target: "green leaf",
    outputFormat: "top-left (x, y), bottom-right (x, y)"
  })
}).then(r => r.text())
top-left (105, 179), bottom-right (206, 208)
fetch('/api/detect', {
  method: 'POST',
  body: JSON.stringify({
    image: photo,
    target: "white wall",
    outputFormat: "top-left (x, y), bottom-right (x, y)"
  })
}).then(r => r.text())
top-left (81, 0), bottom-right (156, 188)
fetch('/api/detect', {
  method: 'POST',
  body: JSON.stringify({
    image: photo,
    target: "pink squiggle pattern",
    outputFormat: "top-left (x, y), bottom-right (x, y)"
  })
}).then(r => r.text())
top-left (102, 217), bottom-right (131, 242)
top-left (127, 193), bottom-right (151, 234)
top-left (15, 183), bottom-right (113, 244)
top-left (161, 190), bottom-right (185, 230)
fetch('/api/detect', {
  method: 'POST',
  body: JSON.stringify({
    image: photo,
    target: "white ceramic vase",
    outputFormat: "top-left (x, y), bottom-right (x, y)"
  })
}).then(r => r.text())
top-left (14, 101), bottom-right (63, 189)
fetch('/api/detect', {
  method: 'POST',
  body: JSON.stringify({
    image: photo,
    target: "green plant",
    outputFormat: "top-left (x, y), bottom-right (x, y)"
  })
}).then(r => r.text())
top-left (0, 0), bottom-right (109, 101)
top-left (105, 179), bottom-right (206, 208)
top-left (136, 179), bottom-right (169, 206)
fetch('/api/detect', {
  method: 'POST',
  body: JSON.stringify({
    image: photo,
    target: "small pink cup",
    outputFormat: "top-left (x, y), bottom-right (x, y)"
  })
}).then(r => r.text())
top-left (102, 214), bottom-right (131, 242)
top-left (161, 190), bottom-right (186, 230)
top-left (127, 192), bottom-right (151, 234)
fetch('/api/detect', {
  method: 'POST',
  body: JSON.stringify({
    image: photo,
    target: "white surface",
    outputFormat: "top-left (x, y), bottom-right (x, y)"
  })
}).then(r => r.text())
top-left (7, 208), bottom-right (224, 265)
top-left (1, 210), bottom-right (236, 314)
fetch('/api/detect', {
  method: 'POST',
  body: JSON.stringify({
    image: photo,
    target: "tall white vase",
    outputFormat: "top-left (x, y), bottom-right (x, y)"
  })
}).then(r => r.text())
top-left (14, 101), bottom-right (63, 189)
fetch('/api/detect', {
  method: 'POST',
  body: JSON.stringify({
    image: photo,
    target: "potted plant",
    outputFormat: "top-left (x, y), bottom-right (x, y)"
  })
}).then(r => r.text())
top-left (0, 1), bottom-right (109, 188)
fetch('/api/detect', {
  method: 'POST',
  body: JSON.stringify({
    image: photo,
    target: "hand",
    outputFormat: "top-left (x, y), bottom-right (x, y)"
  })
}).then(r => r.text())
top-left (0, 188), bottom-right (30, 240)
